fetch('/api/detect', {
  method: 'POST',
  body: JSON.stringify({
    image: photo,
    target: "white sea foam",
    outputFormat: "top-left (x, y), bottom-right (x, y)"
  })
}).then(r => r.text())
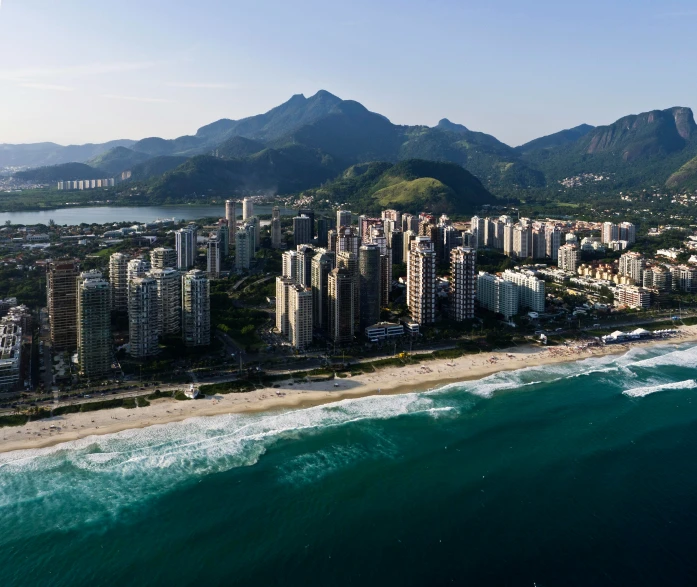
top-left (622, 379), bottom-right (697, 398)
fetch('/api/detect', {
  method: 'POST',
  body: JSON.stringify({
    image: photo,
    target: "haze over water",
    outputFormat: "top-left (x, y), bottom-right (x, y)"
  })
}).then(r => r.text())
top-left (2, 343), bottom-right (697, 586)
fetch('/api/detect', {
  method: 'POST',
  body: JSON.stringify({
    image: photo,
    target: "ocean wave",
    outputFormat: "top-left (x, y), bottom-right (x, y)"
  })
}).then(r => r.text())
top-left (622, 379), bottom-right (697, 398)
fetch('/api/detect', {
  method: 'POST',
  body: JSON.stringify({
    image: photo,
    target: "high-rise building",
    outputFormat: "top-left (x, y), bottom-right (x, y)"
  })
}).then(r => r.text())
top-left (288, 285), bottom-right (313, 349)
top-left (476, 272), bottom-right (519, 319)
top-left (403, 230), bottom-right (416, 265)
top-left (296, 245), bottom-right (315, 288)
top-left (109, 252), bottom-right (130, 311)
top-left (311, 250), bottom-right (335, 332)
top-left (225, 200), bottom-right (237, 239)
top-left (333, 227), bottom-right (360, 256)
top-left (382, 209), bottom-right (402, 224)
top-left (150, 247), bottom-right (177, 270)
top-left (235, 229), bottom-right (251, 272)
top-left (619, 252), bottom-right (645, 284)
top-left (337, 209), bottom-right (352, 229)
top-left (316, 217), bottom-right (335, 248)
top-left (502, 270), bottom-right (545, 313)
top-left (242, 197), bottom-right (254, 220)
top-left (512, 225), bottom-right (532, 259)
top-left (359, 244), bottom-right (381, 330)
top-left (282, 250), bottom-right (299, 281)
top-left (360, 216), bottom-right (382, 243)
top-left (182, 270), bottom-right (210, 347)
top-left (127, 258), bottom-right (151, 294)
top-left (407, 237), bottom-right (436, 325)
top-left (532, 227), bottom-right (546, 259)
top-left (47, 260), bottom-right (79, 351)
top-left (389, 229), bottom-right (404, 264)
top-left (619, 222), bottom-right (636, 245)
top-left (379, 250), bottom-right (392, 309)
top-left (148, 267), bottom-right (181, 335)
top-left (207, 233), bottom-right (222, 279)
top-left (275, 277), bottom-right (295, 336)
top-left (450, 247), bottom-right (476, 321)
top-left (470, 216), bottom-right (485, 248)
top-left (128, 277), bottom-right (159, 358)
top-left (0, 318), bottom-right (22, 392)
top-left (442, 225), bottom-right (460, 260)
top-left (77, 271), bottom-right (112, 378)
top-left (175, 225), bottom-right (197, 270)
top-left (614, 285), bottom-right (651, 309)
top-left (643, 267), bottom-right (672, 291)
top-left (558, 244), bottom-right (580, 273)
top-left (298, 208), bottom-right (315, 238)
top-left (250, 216), bottom-right (261, 248)
top-left (293, 215), bottom-right (313, 247)
top-left (217, 219), bottom-right (229, 257)
top-left (601, 222), bottom-right (620, 244)
top-left (402, 213), bottom-right (418, 233)
top-left (503, 223), bottom-right (515, 257)
top-left (545, 225), bottom-right (561, 260)
top-left (337, 251), bottom-right (360, 331)
top-left (328, 268), bottom-right (354, 344)
top-left (271, 206), bottom-right (282, 249)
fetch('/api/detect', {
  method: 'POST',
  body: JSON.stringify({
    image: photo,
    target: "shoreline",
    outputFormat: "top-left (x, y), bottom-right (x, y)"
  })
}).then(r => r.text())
top-left (2, 327), bottom-right (696, 454)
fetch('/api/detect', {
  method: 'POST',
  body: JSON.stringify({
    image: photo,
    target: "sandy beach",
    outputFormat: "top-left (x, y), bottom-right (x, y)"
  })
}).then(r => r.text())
top-left (3, 326), bottom-right (697, 454)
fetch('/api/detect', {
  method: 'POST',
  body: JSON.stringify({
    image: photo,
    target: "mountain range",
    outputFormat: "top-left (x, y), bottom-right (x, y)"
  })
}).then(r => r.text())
top-left (8, 91), bottom-right (697, 211)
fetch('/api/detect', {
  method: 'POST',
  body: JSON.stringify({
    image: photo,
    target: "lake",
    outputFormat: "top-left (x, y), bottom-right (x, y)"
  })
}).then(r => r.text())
top-left (0, 204), bottom-right (296, 226)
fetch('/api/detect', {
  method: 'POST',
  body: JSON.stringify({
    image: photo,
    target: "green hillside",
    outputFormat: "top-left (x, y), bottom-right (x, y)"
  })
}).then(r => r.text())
top-left (306, 159), bottom-right (496, 215)
top-left (130, 156), bottom-right (189, 181)
top-left (89, 146), bottom-right (152, 174)
top-left (14, 162), bottom-right (102, 182)
top-left (665, 155), bottom-right (697, 190)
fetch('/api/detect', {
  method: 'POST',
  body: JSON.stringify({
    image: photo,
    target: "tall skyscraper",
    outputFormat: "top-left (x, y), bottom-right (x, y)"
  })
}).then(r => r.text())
top-left (150, 247), bottom-right (177, 270)
top-left (127, 258), bottom-right (151, 289)
top-left (545, 225), bottom-right (561, 260)
top-left (77, 271), bottom-right (112, 378)
top-left (288, 285), bottom-right (313, 349)
top-left (379, 250), bottom-right (392, 309)
top-left (148, 267), bottom-right (181, 335)
top-left (109, 252), bottom-right (130, 312)
top-left (128, 277), bottom-right (159, 358)
top-left (450, 247), bottom-right (477, 321)
top-left (296, 245), bottom-right (315, 288)
top-left (282, 250), bottom-right (299, 281)
top-left (225, 200), bottom-right (237, 238)
top-left (337, 209), bottom-right (352, 228)
top-left (47, 259), bottom-right (79, 351)
top-left (311, 250), bottom-right (335, 333)
top-left (470, 216), bottom-right (485, 248)
top-left (250, 216), bottom-right (261, 248)
top-left (337, 251), bottom-right (360, 331)
top-left (271, 206), bottom-right (282, 249)
top-left (601, 222), bottom-right (620, 244)
top-left (407, 237), bottom-right (437, 325)
top-left (235, 229), bottom-right (251, 272)
top-left (217, 219), bottom-right (229, 257)
top-left (175, 225), bottom-right (197, 270)
top-left (619, 222), bottom-right (636, 245)
top-left (619, 252), bottom-right (645, 283)
top-left (359, 244), bottom-right (381, 330)
top-left (182, 270), bottom-right (211, 347)
top-left (207, 233), bottom-right (222, 279)
top-left (389, 229), bottom-right (404, 264)
top-left (275, 277), bottom-right (295, 336)
top-left (328, 268), bottom-right (354, 344)
top-left (512, 225), bottom-right (532, 259)
top-left (298, 208), bottom-right (315, 238)
top-left (242, 197), bottom-right (254, 220)
top-left (316, 217), bottom-right (335, 247)
top-left (403, 230), bottom-right (416, 265)
top-left (293, 215), bottom-right (313, 247)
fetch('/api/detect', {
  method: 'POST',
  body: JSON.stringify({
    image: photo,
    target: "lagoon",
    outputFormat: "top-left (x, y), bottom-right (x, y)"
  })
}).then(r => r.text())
top-left (0, 204), bottom-right (296, 226)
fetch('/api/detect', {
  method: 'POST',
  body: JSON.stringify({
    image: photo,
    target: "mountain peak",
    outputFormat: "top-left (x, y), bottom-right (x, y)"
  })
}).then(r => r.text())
top-left (436, 118), bottom-right (470, 133)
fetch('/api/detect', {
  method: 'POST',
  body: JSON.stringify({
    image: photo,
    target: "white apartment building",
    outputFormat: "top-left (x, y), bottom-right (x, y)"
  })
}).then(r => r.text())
top-left (175, 225), bottom-right (197, 270)
top-left (77, 271), bottom-right (112, 378)
top-left (109, 252), bottom-right (130, 311)
top-left (242, 197), bottom-right (254, 220)
top-left (614, 285), bottom-right (651, 309)
top-left (476, 272), bottom-right (519, 319)
top-left (128, 277), bottom-right (159, 358)
top-left (288, 285), bottom-right (313, 349)
top-left (148, 267), bottom-right (181, 335)
top-left (618, 252), bottom-right (645, 284)
top-left (558, 244), bottom-right (580, 273)
top-left (502, 270), bottom-right (545, 313)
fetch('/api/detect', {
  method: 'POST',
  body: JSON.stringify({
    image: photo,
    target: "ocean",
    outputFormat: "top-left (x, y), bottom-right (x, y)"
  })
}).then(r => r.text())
top-left (1, 343), bottom-right (697, 586)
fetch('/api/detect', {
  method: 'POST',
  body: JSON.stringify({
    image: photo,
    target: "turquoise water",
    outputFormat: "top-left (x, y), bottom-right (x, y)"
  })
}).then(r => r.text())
top-left (1, 344), bottom-right (697, 586)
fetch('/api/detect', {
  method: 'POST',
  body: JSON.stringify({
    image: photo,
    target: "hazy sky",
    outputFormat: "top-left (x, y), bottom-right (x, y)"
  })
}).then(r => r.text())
top-left (1, 0), bottom-right (696, 147)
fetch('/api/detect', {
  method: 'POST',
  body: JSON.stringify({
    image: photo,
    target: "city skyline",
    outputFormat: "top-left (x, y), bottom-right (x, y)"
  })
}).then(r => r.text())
top-left (2, 0), bottom-right (697, 145)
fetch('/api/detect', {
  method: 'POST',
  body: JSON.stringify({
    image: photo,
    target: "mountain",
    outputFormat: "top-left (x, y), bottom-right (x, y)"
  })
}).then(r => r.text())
top-left (521, 107), bottom-right (697, 188)
top-left (214, 136), bottom-right (266, 159)
top-left (88, 146), bottom-right (152, 174)
top-left (144, 145), bottom-right (341, 201)
top-left (305, 159), bottom-right (496, 215)
top-left (129, 156), bottom-right (189, 181)
top-left (516, 124), bottom-right (594, 153)
top-left (0, 140), bottom-right (134, 169)
top-left (14, 162), bottom-right (103, 183)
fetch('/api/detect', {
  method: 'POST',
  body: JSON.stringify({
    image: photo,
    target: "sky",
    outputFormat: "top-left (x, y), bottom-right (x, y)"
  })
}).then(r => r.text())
top-left (0, 0), bottom-right (696, 147)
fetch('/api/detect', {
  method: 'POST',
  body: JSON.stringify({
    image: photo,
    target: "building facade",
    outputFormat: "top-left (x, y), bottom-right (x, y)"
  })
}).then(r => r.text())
top-left (182, 270), bottom-right (211, 347)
